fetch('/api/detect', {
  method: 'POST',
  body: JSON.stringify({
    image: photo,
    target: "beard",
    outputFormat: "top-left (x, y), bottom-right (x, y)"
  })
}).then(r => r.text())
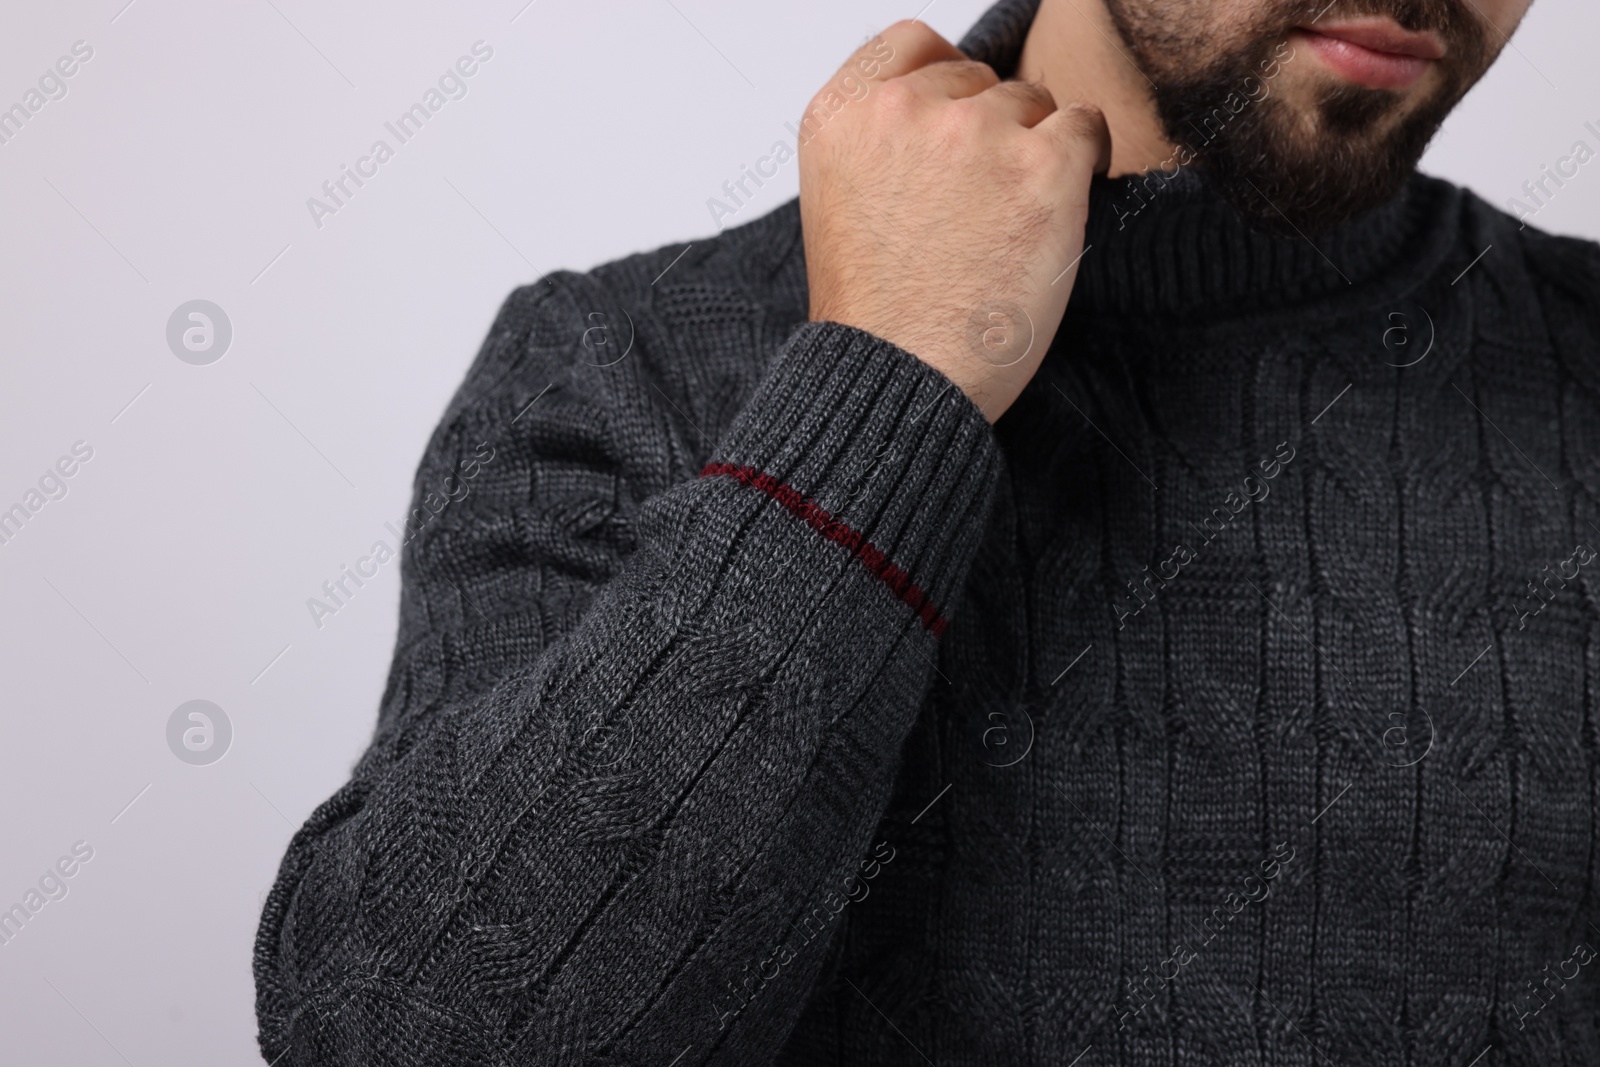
top-left (1103, 0), bottom-right (1496, 236)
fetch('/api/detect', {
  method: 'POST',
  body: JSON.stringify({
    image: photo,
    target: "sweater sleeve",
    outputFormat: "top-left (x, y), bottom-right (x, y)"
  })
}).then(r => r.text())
top-left (252, 271), bottom-right (1003, 1066)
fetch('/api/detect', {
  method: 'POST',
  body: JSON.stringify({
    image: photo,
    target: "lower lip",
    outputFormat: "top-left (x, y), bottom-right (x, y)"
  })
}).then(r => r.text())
top-left (1295, 28), bottom-right (1435, 90)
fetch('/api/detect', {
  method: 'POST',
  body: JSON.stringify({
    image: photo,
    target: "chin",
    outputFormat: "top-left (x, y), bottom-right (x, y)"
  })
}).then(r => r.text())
top-left (1174, 87), bottom-right (1447, 237)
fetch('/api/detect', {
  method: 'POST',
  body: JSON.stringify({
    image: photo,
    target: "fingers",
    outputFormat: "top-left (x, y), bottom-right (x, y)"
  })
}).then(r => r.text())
top-left (901, 59), bottom-right (1001, 100)
top-left (847, 20), bottom-right (965, 84)
top-left (821, 19), bottom-right (1113, 179)
top-left (976, 79), bottom-right (1059, 128)
top-left (1035, 101), bottom-right (1114, 175)
top-left (809, 21), bottom-right (965, 123)
top-left (874, 19), bottom-right (967, 76)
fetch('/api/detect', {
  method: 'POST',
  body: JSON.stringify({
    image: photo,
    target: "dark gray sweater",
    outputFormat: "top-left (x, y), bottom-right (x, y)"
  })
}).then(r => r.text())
top-left (253, 1), bottom-right (1600, 1063)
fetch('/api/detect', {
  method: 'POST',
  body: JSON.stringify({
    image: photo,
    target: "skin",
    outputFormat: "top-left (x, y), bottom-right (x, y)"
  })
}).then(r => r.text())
top-left (801, 0), bottom-right (1534, 423)
top-left (1018, 0), bottom-right (1532, 176)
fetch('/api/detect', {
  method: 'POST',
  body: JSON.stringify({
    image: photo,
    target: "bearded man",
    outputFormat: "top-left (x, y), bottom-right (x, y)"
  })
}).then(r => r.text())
top-left (254, 1), bottom-right (1600, 1064)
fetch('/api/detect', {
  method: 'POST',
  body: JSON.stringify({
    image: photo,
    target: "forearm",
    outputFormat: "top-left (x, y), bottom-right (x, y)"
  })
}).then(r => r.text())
top-left (254, 318), bottom-right (1000, 1065)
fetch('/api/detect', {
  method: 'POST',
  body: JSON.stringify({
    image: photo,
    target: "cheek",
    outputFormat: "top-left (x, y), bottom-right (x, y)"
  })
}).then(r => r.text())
top-left (1109, 0), bottom-right (1273, 82)
top-left (1481, 0), bottom-right (1535, 36)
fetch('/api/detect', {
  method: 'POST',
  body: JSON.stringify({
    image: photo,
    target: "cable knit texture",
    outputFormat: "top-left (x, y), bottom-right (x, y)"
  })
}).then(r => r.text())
top-left (254, 1), bottom-right (1600, 1063)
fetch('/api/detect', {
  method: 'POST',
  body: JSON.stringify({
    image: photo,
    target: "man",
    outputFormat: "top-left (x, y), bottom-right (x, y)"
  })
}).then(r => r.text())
top-left (255, 0), bottom-right (1600, 1063)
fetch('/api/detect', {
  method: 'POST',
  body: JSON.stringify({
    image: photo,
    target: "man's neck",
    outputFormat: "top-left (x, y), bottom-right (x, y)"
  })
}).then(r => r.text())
top-left (1015, 0), bottom-right (1173, 176)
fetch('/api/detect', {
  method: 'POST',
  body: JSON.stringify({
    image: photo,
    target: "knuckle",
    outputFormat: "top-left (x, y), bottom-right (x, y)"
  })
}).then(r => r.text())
top-left (881, 17), bottom-right (935, 54)
top-left (1058, 101), bottom-right (1106, 140)
top-left (1012, 80), bottom-right (1057, 112)
top-left (933, 97), bottom-right (987, 143)
top-left (886, 17), bottom-right (933, 40)
top-left (875, 78), bottom-right (919, 113)
top-left (1014, 134), bottom-right (1057, 171)
top-left (941, 95), bottom-right (981, 124)
top-left (952, 59), bottom-right (999, 85)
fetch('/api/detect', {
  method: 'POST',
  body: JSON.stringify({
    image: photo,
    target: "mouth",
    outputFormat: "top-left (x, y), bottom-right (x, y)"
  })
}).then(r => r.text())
top-left (1293, 17), bottom-right (1446, 90)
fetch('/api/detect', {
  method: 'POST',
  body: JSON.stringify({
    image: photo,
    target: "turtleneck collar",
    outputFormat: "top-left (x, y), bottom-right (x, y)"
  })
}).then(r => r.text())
top-left (956, 0), bottom-right (1463, 321)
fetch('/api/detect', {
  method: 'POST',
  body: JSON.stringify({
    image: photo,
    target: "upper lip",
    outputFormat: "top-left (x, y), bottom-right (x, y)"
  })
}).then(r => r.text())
top-left (1303, 17), bottom-right (1447, 60)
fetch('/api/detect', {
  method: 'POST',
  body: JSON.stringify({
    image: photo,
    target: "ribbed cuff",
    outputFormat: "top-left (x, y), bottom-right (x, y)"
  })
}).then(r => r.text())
top-left (706, 320), bottom-right (1003, 632)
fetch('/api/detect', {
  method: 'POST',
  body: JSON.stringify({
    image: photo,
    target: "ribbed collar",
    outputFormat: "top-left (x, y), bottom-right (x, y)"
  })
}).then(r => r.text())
top-left (957, 0), bottom-right (1463, 321)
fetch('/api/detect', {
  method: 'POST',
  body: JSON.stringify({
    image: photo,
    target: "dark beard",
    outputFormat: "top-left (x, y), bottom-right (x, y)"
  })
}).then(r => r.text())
top-left (1104, 0), bottom-right (1494, 237)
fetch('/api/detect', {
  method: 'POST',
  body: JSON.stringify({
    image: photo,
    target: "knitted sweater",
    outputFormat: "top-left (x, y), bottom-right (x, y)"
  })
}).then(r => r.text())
top-left (253, 1), bottom-right (1600, 1063)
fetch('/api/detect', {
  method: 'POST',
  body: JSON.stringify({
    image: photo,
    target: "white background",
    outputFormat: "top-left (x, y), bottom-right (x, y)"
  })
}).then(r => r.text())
top-left (0, 1), bottom-right (1595, 1063)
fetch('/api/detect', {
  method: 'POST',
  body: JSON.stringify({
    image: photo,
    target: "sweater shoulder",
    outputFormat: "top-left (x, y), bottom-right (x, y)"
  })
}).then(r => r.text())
top-left (556, 199), bottom-right (811, 459)
top-left (1514, 216), bottom-right (1600, 311)
top-left (1457, 187), bottom-right (1600, 299)
top-left (431, 198), bottom-right (809, 496)
top-left (485, 199), bottom-right (811, 390)
top-left (1508, 207), bottom-right (1600, 375)
top-left (1447, 188), bottom-right (1600, 361)
top-left (583, 197), bottom-right (808, 316)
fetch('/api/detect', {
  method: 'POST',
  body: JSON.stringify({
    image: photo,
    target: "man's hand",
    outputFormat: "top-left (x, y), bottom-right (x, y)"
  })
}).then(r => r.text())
top-left (798, 20), bottom-right (1111, 422)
